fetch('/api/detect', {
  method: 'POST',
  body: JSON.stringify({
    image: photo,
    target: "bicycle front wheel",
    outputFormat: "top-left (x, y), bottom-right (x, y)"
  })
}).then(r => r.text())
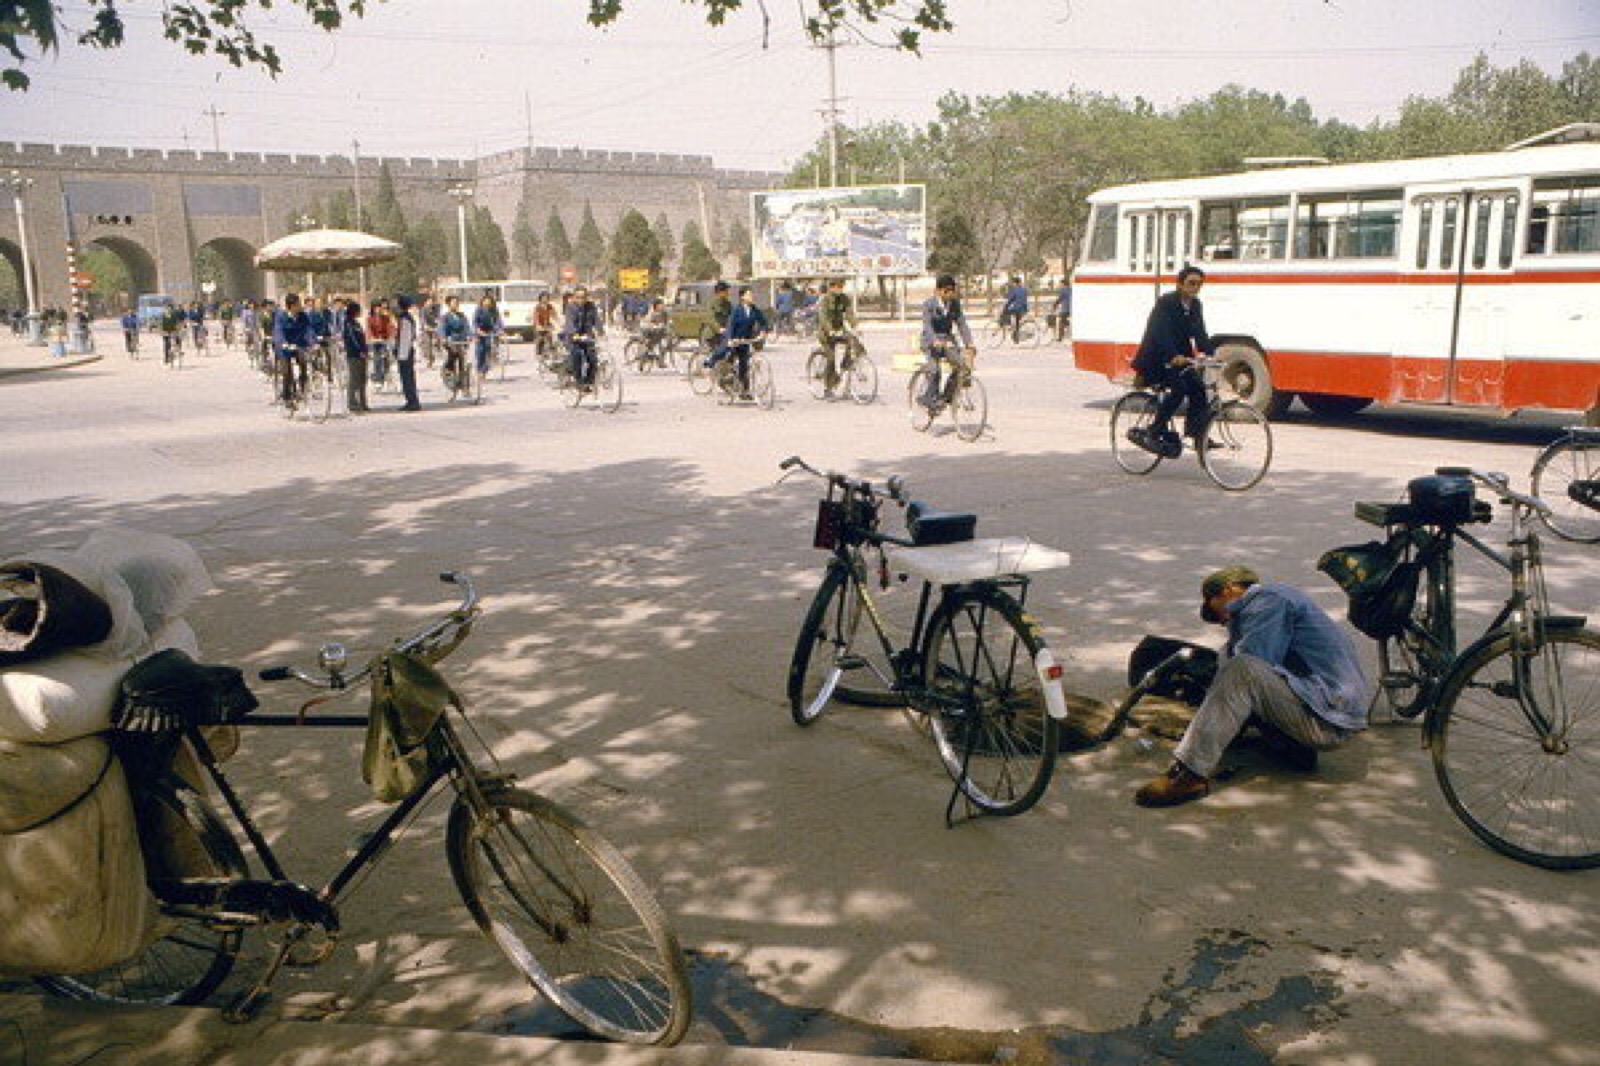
top-left (787, 563), bottom-right (902, 724)
top-left (805, 350), bottom-right (830, 400)
top-left (1109, 391), bottom-right (1162, 475)
top-left (750, 355), bottom-right (776, 409)
top-left (37, 781), bottom-right (246, 1006)
top-left (1531, 436), bottom-right (1600, 544)
top-left (1199, 400), bottom-right (1272, 491)
top-left (953, 374), bottom-right (987, 442)
top-left (595, 357), bottom-right (624, 413)
top-left (308, 363), bottom-right (333, 423)
top-left (446, 788), bottom-right (692, 1045)
top-left (922, 587), bottom-right (1058, 816)
top-left (907, 369), bottom-right (934, 432)
top-left (1431, 626), bottom-right (1600, 869)
top-left (470, 361), bottom-right (485, 405)
top-left (846, 353), bottom-right (878, 406)
top-left (686, 350), bottom-right (713, 396)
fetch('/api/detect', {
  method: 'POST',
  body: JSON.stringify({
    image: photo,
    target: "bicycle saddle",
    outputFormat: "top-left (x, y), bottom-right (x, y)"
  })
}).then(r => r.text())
top-left (115, 648), bottom-right (259, 734)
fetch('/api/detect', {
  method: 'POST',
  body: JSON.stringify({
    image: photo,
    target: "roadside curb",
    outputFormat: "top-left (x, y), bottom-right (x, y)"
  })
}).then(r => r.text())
top-left (0, 352), bottom-right (103, 379)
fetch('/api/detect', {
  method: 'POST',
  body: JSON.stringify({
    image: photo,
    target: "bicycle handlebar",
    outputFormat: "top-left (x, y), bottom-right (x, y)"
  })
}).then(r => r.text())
top-left (1435, 467), bottom-right (1552, 517)
top-left (257, 571), bottom-right (480, 690)
top-left (779, 456), bottom-right (906, 503)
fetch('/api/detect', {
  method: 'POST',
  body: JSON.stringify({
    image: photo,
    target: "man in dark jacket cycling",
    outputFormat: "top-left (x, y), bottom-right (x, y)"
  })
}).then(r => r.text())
top-left (1131, 266), bottom-right (1214, 455)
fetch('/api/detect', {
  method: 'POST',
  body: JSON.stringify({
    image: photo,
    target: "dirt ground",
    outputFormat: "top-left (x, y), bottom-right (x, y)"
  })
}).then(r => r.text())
top-left (1, 324), bottom-right (1596, 1065)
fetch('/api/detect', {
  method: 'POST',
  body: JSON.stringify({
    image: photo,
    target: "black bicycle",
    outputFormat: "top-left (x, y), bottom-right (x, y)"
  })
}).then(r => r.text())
top-left (780, 456), bottom-right (1073, 824)
top-left (1530, 426), bottom-right (1600, 544)
top-left (1322, 469), bottom-right (1598, 869)
top-left (36, 573), bottom-right (693, 1044)
top-left (1110, 356), bottom-right (1273, 491)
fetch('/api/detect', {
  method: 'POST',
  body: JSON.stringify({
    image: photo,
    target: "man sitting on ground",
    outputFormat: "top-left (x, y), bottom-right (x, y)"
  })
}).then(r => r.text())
top-left (1135, 566), bottom-right (1369, 808)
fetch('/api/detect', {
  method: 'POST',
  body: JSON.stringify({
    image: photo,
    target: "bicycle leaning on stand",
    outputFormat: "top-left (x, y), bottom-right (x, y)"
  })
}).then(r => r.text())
top-left (780, 456), bottom-right (1073, 825)
top-left (1319, 468), bottom-right (1598, 869)
top-left (1529, 425), bottom-right (1600, 544)
top-left (1110, 356), bottom-right (1273, 491)
top-left (35, 572), bottom-right (694, 1044)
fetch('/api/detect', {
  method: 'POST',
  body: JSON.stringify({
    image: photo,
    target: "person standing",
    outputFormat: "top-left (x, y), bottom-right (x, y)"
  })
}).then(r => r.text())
top-left (1134, 567), bottom-right (1369, 807)
top-left (341, 299), bottom-right (370, 413)
top-left (393, 295), bottom-right (422, 411)
top-left (1131, 266), bottom-right (1214, 454)
top-left (366, 299), bottom-right (394, 386)
top-left (999, 275), bottom-right (1028, 343)
top-left (1051, 279), bottom-right (1072, 342)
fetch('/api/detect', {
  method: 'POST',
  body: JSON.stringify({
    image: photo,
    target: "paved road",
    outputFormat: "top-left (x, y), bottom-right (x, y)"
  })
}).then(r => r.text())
top-left (1, 326), bottom-right (1595, 1066)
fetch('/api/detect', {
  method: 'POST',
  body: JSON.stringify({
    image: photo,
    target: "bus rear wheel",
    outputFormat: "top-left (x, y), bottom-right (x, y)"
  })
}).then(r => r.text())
top-left (1217, 343), bottom-right (1291, 420)
top-left (1300, 393), bottom-right (1374, 418)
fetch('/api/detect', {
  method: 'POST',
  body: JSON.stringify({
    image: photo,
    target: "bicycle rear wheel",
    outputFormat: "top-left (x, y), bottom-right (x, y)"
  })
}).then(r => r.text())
top-left (846, 352), bottom-right (878, 405)
top-left (922, 587), bottom-right (1058, 816)
top-left (447, 787), bottom-right (692, 1045)
top-left (1531, 436), bottom-right (1600, 544)
top-left (37, 780), bottom-right (246, 1006)
top-left (1430, 626), bottom-right (1600, 869)
top-left (595, 356), bottom-right (624, 413)
top-left (1199, 400), bottom-right (1272, 491)
top-left (1109, 391), bottom-right (1163, 475)
top-left (953, 374), bottom-right (987, 442)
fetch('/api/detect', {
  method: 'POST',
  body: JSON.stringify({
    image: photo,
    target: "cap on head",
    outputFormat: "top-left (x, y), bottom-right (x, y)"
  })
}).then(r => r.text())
top-left (1200, 566), bottom-right (1260, 623)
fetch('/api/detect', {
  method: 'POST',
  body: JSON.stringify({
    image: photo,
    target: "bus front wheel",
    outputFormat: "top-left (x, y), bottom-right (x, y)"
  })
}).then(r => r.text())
top-left (1217, 343), bottom-right (1291, 420)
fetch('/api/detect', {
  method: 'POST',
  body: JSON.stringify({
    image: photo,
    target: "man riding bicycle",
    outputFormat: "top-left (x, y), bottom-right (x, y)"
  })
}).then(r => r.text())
top-left (722, 286), bottom-right (767, 399)
top-left (272, 293), bottom-right (315, 405)
top-left (998, 275), bottom-right (1028, 343)
top-left (1131, 265), bottom-right (1214, 457)
top-left (703, 280), bottom-right (734, 371)
top-left (564, 286), bottom-right (602, 389)
top-left (533, 292), bottom-right (558, 361)
top-left (473, 294), bottom-right (502, 376)
top-left (816, 277), bottom-right (858, 396)
top-left (439, 295), bottom-right (471, 382)
top-left (917, 274), bottom-right (976, 413)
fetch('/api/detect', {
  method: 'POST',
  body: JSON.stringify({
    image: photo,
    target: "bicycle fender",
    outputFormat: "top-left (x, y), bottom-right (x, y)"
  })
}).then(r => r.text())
top-left (1033, 647), bottom-right (1070, 721)
top-left (1421, 616), bottom-right (1591, 741)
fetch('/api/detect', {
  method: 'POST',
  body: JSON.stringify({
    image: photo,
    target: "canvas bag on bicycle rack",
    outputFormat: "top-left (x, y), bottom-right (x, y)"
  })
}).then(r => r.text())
top-left (1317, 533), bottom-right (1420, 641)
top-left (364, 650), bottom-right (453, 803)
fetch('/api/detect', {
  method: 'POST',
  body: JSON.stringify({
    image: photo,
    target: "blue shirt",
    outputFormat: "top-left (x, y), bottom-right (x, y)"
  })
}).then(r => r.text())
top-left (728, 303), bottom-right (767, 341)
top-left (439, 310), bottom-right (470, 342)
top-left (1002, 284), bottom-right (1028, 314)
top-left (273, 310), bottom-right (315, 355)
top-left (1225, 583), bottom-right (1368, 731)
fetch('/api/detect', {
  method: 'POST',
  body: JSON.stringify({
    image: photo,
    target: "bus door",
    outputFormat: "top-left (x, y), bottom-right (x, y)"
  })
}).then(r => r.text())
top-left (1451, 188), bottom-right (1521, 406)
top-left (1397, 190), bottom-right (1463, 403)
top-left (1125, 207), bottom-right (1192, 296)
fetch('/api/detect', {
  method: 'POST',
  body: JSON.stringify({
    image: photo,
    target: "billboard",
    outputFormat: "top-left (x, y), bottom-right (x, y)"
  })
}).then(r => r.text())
top-left (751, 184), bottom-right (926, 278)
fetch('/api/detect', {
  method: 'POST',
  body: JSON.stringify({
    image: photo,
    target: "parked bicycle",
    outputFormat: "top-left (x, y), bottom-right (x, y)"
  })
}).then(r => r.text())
top-left (907, 339), bottom-right (986, 442)
top-left (805, 331), bottom-right (878, 405)
top-left (1110, 356), bottom-right (1272, 491)
top-left (1530, 426), bottom-right (1600, 544)
top-left (37, 573), bottom-right (693, 1044)
top-left (687, 339), bottom-right (775, 408)
top-left (780, 456), bottom-right (1072, 825)
top-left (1320, 468), bottom-right (1598, 869)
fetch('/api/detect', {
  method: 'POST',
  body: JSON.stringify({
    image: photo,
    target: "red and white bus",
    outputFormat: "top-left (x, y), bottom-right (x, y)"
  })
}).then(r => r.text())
top-left (1071, 126), bottom-right (1600, 420)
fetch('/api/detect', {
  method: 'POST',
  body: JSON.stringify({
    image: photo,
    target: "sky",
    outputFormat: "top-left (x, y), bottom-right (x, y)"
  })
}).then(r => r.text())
top-left (0, 0), bottom-right (1596, 173)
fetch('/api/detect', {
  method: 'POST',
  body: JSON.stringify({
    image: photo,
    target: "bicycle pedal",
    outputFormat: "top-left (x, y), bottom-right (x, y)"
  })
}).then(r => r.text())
top-left (835, 654), bottom-right (868, 670)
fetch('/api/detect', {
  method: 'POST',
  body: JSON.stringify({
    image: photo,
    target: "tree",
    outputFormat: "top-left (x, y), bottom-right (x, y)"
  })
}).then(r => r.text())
top-left (544, 208), bottom-right (574, 273)
top-left (368, 163), bottom-right (418, 295)
top-left (680, 219), bottom-right (705, 251)
top-left (723, 217), bottom-right (753, 276)
top-left (512, 191), bottom-right (541, 278)
top-left (652, 213), bottom-right (677, 263)
top-left (928, 211), bottom-right (981, 279)
top-left (679, 235), bottom-right (720, 282)
top-left (573, 202), bottom-right (607, 281)
top-left (4, 1), bottom-right (954, 92)
top-left (608, 209), bottom-right (663, 285)
top-left (407, 215), bottom-right (451, 286)
top-left (468, 205), bottom-right (510, 280)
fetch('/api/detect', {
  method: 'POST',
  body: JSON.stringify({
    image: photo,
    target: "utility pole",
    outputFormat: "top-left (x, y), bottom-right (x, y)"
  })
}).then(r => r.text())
top-left (202, 104), bottom-right (226, 152)
top-left (524, 89), bottom-right (534, 153)
top-left (448, 183), bottom-right (474, 284)
top-left (818, 27), bottom-right (844, 188)
top-left (352, 138), bottom-right (367, 303)
top-left (6, 170), bottom-right (40, 343)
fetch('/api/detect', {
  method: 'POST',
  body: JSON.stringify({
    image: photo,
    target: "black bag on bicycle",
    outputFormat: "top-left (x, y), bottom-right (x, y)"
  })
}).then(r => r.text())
top-left (1317, 536), bottom-right (1418, 640)
top-left (1126, 636), bottom-right (1219, 708)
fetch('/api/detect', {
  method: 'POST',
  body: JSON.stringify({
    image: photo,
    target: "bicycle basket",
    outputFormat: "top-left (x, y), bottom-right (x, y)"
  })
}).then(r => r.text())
top-left (813, 500), bottom-right (845, 550)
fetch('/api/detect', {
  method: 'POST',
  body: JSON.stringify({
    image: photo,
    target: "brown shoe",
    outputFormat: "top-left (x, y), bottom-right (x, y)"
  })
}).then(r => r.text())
top-left (1135, 761), bottom-right (1211, 808)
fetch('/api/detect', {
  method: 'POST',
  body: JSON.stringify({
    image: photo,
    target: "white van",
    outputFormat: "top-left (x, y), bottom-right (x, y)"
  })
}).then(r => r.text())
top-left (436, 280), bottom-right (550, 341)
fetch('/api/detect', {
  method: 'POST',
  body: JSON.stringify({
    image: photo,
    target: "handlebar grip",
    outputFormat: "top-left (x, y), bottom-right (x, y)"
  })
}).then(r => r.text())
top-left (780, 456), bottom-right (801, 470)
top-left (1435, 466), bottom-right (1472, 477)
top-left (439, 571), bottom-right (459, 584)
top-left (259, 667), bottom-right (292, 682)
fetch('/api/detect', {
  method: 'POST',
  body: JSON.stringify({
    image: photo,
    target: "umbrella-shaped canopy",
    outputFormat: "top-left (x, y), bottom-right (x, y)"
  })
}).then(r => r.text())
top-left (255, 229), bottom-right (403, 272)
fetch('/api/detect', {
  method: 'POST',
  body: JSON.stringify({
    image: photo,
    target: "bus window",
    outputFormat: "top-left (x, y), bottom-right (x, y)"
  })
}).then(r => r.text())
top-left (1086, 206), bottom-right (1118, 262)
top-left (1440, 198), bottom-right (1460, 269)
top-left (1200, 198), bottom-right (1287, 262)
top-left (1142, 215), bottom-right (1156, 272)
top-left (1415, 199), bottom-right (1434, 270)
top-left (1295, 190), bottom-right (1402, 259)
top-left (1498, 195), bottom-right (1519, 269)
top-left (1163, 213), bottom-right (1180, 271)
top-left (1125, 214), bottom-right (1141, 272)
top-left (1529, 176), bottom-right (1600, 255)
top-left (1471, 196), bottom-right (1493, 269)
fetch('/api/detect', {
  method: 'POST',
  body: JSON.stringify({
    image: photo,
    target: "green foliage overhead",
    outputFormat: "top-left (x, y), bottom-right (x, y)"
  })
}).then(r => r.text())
top-left (544, 209), bottom-right (574, 268)
top-left (679, 236), bottom-right (720, 282)
top-left (468, 204), bottom-right (510, 280)
top-left (573, 202), bottom-right (607, 280)
top-left (407, 214), bottom-right (451, 286)
top-left (608, 209), bottom-right (663, 284)
top-left (652, 213), bottom-right (677, 262)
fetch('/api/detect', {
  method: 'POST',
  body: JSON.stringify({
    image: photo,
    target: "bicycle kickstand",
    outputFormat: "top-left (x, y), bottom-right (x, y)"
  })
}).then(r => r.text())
top-left (223, 927), bottom-right (304, 1023)
top-left (943, 721), bottom-right (984, 830)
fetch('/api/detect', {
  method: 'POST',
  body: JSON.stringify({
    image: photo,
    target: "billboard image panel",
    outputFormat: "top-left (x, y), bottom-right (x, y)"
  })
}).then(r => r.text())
top-left (752, 184), bottom-right (926, 278)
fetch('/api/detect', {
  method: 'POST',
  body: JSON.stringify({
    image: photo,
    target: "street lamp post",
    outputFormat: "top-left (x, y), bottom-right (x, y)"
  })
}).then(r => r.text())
top-left (5, 170), bottom-right (42, 344)
top-left (448, 183), bottom-right (474, 285)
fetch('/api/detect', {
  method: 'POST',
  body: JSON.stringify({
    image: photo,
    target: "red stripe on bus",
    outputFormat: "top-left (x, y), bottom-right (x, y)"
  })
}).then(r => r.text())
top-left (1072, 269), bottom-right (1600, 286)
top-left (1073, 341), bottom-right (1600, 412)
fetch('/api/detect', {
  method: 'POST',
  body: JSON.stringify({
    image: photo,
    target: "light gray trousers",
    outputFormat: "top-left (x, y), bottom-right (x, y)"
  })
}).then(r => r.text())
top-left (1174, 654), bottom-right (1352, 778)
